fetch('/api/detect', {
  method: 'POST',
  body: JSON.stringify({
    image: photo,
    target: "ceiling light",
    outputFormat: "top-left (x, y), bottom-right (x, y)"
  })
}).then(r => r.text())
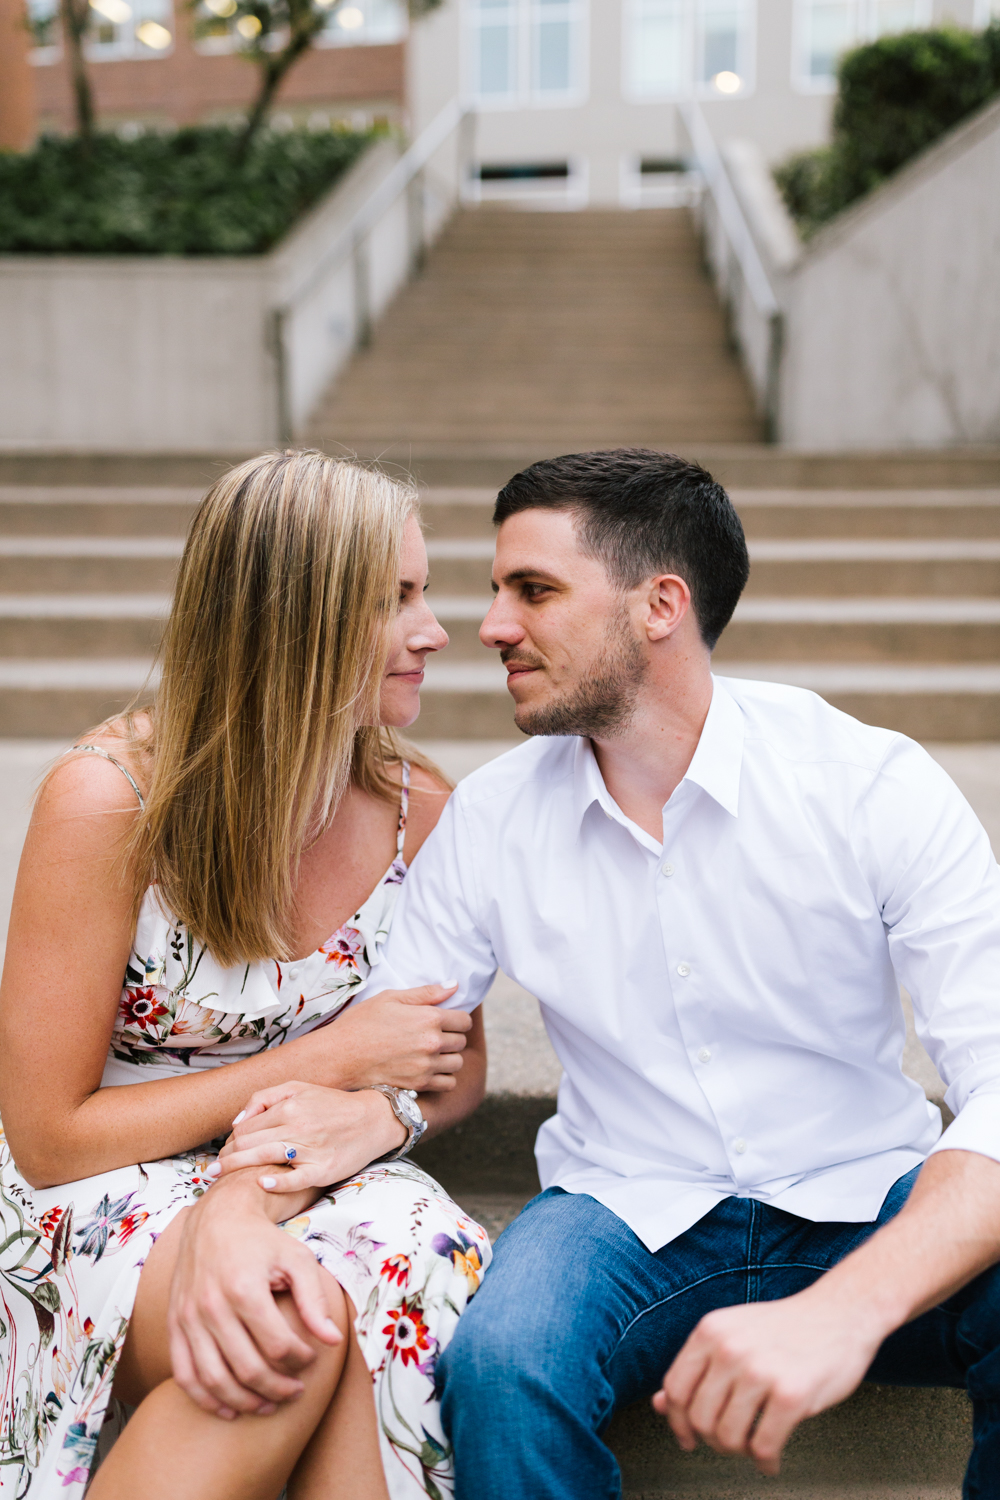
top-left (337, 6), bottom-right (364, 26)
top-left (713, 70), bottom-right (741, 93)
top-left (204, 0), bottom-right (237, 15)
top-left (236, 13), bottom-right (262, 34)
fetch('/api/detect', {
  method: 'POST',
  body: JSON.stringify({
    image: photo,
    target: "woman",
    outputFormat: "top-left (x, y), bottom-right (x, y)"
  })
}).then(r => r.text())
top-left (0, 452), bottom-right (489, 1500)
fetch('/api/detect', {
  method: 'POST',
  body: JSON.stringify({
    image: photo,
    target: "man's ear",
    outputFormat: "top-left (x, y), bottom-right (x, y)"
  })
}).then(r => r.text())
top-left (645, 574), bottom-right (692, 642)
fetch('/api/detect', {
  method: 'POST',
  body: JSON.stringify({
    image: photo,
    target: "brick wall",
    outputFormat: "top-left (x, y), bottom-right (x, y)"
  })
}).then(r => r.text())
top-left (33, 29), bottom-right (406, 133)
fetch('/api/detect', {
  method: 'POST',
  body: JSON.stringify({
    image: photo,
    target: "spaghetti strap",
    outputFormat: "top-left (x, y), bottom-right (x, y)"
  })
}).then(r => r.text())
top-left (397, 760), bottom-right (410, 857)
top-left (69, 743), bottom-right (145, 810)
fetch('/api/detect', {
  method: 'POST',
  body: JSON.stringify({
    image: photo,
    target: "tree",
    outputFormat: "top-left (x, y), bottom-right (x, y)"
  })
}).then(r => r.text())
top-left (58, 0), bottom-right (96, 143)
top-left (193, 0), bottom-right (441, 161)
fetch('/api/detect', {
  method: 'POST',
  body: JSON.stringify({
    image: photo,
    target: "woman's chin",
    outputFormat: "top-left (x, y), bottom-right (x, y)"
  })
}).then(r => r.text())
top-left (379, 688), bottom-right (422, 731)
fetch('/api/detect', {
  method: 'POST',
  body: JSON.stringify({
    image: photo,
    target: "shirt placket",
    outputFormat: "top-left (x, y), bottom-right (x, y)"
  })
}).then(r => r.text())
top-left (658, 786), bottom-right (754, 1189)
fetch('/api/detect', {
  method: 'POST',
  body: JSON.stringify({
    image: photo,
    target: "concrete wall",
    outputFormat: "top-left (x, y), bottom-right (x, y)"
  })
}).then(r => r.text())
top-left (778, 96), bottom-right (1000, 449)
top-left (0, 136), bottom-right (420, 452)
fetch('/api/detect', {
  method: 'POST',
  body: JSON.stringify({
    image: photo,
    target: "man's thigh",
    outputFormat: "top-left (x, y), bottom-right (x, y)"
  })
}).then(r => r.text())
top-left (448, 1189), bottom-right (754, 1413)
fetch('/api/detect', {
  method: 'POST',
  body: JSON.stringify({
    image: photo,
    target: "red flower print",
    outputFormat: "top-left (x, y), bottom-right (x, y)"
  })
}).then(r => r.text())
top-left (38, 1207), bottom-right (63, 1238)
top-left (117, 1210), bottom-right (149, 1244)
top-left (320, 926), bottom-right (364, 969)
top-left (383, 1298), bottom-right (433, 1368)
top-left (381, 1253), bottom-right (411, 1287)
top-left (83, 1317), bottom-right (94, 1337)
top-left (120, 987), bottom-right (169, 1033)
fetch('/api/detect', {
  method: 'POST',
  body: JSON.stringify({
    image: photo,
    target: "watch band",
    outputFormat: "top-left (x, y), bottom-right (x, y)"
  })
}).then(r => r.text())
top-left (365, 1084), bottom-right (427, 1162)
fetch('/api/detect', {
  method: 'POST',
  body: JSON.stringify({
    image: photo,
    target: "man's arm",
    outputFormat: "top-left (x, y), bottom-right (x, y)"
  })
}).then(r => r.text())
top-left (655, 1148), bottom-right (1000, 1473)
top-left (657, 739), bottom-right (1000, 1471)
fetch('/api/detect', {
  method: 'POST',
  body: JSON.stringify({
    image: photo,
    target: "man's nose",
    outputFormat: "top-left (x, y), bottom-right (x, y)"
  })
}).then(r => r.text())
top-left (480, 594), bottom-right (522, 650)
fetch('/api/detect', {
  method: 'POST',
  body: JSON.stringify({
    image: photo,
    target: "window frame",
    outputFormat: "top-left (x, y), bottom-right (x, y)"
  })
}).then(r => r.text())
top-left (791, 0), bottom-right (933, 95)
top-left (621, 0), bottom-right (757, 104)
top-left (464, 0), bottom-right (590, 111)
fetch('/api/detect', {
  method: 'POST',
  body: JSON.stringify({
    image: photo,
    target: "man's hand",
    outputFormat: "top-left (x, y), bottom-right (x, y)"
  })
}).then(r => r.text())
top-left (652, 1288), bottom-right (881, 1475)
top-left (324, 983), bottom-right (471, 1092)
top-left (654, 1151), bottom-right (1000, 1475)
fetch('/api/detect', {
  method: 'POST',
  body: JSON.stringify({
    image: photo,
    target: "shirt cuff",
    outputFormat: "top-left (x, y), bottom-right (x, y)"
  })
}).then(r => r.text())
top-left (927, 1091), bottom-right (1000, 1165)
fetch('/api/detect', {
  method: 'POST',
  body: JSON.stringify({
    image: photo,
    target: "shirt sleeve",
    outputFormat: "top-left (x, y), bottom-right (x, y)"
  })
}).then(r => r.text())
top-left (358, 789), bottom-right (499, 1014)
top-left (853, 736), bottom-right (1000, 1163)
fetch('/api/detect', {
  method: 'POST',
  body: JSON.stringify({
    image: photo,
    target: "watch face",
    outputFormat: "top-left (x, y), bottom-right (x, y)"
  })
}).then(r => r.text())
top-left (397, 1093), bottom-right (422, 1128)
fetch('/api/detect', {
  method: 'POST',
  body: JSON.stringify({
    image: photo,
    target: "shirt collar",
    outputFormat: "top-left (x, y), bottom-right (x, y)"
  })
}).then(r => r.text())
top-left (571, 675), bottom-right (744, 829)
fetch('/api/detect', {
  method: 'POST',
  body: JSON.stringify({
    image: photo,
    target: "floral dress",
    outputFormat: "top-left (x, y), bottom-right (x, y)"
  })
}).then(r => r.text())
top-left (0, 753), bottom-right (490, 1500)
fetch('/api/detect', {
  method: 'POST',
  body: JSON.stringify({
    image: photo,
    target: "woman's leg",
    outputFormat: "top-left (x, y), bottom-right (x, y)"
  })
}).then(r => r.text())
top-left (289, 1295), bottom-right (390, 1500)
top-left (92, 1211), bottom-right (349, 1500)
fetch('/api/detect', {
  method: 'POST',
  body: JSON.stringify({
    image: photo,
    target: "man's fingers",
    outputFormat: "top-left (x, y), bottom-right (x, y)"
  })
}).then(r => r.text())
top-left (425, 1073), bottom-right (458, 1092)
top-left (713, 1380), bottom-right (770, 1456)
top-left (439, 1009), bottom-right (473, 1032)
top-left (749, 1389), bottom-right (803, 1476)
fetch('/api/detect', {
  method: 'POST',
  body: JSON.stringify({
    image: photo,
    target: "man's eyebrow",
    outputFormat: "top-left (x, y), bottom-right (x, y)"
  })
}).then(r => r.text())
top-left (498, 567), bottom-right (563, 586)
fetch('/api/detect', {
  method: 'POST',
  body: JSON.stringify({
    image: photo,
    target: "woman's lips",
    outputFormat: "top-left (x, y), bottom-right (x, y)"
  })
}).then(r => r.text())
top-left (391, 669), bottom-right (425, 684)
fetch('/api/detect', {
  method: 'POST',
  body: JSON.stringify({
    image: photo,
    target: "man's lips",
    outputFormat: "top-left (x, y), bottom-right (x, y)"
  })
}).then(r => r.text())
top-left (503, 660), bottom-right (541, 681)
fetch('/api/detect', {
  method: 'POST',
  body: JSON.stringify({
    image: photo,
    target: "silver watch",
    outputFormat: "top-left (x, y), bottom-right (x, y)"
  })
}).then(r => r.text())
top-left (366, 1085), bottom-right (427, 1161)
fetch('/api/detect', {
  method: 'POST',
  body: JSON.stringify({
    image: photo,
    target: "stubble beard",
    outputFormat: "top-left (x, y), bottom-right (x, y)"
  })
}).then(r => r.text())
top-left (511, 606), bottom-right (647, 739)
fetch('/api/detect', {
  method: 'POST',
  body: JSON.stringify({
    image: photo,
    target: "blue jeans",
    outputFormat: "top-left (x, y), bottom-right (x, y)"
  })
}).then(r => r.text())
top-left (439, 1172), bottom-right (1000, 1498)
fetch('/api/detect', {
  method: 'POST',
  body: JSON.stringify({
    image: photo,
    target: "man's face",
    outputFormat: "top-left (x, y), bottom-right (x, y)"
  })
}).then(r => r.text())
top-left (480, 507), bottom-right (647, 737)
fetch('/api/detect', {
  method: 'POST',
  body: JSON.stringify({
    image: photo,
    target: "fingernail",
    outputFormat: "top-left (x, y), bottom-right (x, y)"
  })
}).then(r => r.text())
top-left (233, 1110), bottom-right (246, 1125)
top-left (257, 1402), bottom-right (277, 1416)
top-left (323, 1317), bottom-right (340, 1338)
top-left (207, 1162), bottom-right (221, 1176)
top-left (261, 1176), bottom-right (277, 1189)
top-left (218, 1407), bottom-right (236, 1421)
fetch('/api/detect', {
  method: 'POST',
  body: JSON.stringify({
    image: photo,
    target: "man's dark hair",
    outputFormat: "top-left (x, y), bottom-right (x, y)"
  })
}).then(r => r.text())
top-left (493, 449), bottom-right (749, 650)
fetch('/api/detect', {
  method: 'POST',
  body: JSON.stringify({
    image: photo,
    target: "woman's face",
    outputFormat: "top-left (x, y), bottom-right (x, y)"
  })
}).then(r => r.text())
top-left (379, 515), bottom-right (449, 729)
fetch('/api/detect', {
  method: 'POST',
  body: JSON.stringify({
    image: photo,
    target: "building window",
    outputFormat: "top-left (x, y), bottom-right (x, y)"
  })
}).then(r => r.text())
top-left (623, 0), bottom-right (754, 100)
top-left (973, 0), bottom-right (1000, 21)
top-left (792, 0), bottom-right (932, 92)
top-left (27, 0), bottom-right (60, 60)
top-left (466, 0), bottom-right (588, 106)
top-left (316, 0), bottom-right (407, 47)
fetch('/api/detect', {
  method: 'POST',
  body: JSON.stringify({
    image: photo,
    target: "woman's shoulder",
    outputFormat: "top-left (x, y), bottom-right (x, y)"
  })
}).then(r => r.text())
top-left (397, 759), bottom-right (452, 863)
top-left (43, 714), bottom-right (151, 817)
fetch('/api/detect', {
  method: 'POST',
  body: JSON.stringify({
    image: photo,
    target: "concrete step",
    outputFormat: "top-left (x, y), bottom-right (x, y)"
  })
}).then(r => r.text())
top-left (0, 597), bottom-right (168, 656)
top-left (0, 488), bottom-right (200, 536)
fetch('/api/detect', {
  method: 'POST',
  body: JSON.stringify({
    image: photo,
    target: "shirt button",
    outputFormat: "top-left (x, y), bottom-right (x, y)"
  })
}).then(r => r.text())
top-left (698, 1047), bottom-right (711, 1063)
top-left (676, 962), bottom-right (691, 977)
top-left (288, 966), bottom-right (300, 981)
top-left (661, 862), bottom-right (675, 877)
top-left (734, 1138), bottom-right (747, 1155)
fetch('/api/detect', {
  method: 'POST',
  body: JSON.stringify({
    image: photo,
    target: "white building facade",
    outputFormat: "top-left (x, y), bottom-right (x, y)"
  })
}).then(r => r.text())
top-left (410, 0), bottom-right (998, 204)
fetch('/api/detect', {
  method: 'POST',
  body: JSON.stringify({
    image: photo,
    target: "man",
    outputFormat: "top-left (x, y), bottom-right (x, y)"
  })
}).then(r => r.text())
top-left (366, 448), bottom-right (1000, 1497)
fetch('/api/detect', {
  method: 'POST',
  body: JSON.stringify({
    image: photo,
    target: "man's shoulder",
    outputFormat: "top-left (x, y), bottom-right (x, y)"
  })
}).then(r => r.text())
top-left (718, 675), bottom-right (902, 774)
top-left (453, 735), bottom-right (576, 810)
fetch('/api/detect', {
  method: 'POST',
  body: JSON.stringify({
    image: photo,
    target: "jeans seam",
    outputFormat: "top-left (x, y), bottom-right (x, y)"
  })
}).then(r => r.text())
top-left (747, 1200), bottom-right (761, 1304)
top-left (602, 1260), bottom-right (836, 1370)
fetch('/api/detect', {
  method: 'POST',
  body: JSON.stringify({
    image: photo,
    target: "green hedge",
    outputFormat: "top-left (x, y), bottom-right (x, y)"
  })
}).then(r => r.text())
top-left (776, 24), bottom-right (1000, 237)
top-left (0, 126), bottom-right (372, 255)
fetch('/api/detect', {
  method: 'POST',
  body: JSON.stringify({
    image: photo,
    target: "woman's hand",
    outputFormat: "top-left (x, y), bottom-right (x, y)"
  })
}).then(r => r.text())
top-left (323, 983), bottom-right (472, 1092)
top-left (168, 1171), bottom-right (343, 1418)
top-left (217, 1081), bottom-right (407, 1195)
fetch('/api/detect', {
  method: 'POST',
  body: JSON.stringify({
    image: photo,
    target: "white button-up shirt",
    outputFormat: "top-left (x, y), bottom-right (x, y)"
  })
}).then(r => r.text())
top-left (364, 677), bottom-right (1000, 1252)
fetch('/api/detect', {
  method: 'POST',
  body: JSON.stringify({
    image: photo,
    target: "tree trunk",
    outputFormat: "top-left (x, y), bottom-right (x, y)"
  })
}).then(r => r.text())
top-left (60, 0), bottom-right (94, 144)
top-left (235, 26), bottom-right (313, 162)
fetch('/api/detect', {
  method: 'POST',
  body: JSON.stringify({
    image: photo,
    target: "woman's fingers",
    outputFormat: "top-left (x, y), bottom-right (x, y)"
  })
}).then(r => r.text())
top-left (179, 1306), bottom-right (280, 1414)
top-left (281, 1248), bottom-right (344, 1349)
top-left (260, 1164), bottom-right (329, 1193)
top-left (170, 1321), bottom-right (234, 1418)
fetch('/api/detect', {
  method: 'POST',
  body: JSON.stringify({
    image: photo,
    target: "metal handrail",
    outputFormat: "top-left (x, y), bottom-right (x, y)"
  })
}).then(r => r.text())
top-left (679, 100), bottom-right (779, 318)
top-left (279, 97), bottom-right (474, 315)
top-left (679, 100), bottom-right (783, 439)
top-left (272, 98), bottom-right (474, 442)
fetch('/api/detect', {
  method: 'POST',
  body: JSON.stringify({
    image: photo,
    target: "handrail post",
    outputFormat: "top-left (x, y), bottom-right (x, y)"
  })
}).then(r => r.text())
top-left (458, 107), bottom-right (476, 203)
top-left (407, 167), bottom-right (426, 274)
top-left (764, 309), bottom-right (784, 444)
top-left (353, 233), bottom-right (372, 349)
top-left (270, 307), bottom-right (292, 445)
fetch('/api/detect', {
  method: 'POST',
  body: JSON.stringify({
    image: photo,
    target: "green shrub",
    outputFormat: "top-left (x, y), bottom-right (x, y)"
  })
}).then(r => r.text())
top-left (775, 23), bottom-right (1000, 237)
top-left (0, 125), bottom-right (372, 255)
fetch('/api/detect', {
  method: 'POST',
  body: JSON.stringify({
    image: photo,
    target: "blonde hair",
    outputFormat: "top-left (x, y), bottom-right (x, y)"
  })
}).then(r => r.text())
top-left (112, 450), bottom-right (437, 967)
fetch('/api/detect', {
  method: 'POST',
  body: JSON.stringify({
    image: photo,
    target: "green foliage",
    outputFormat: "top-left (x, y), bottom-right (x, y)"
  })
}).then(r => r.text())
top-left (775, 23), bottom-right (1000, 237)
top-left (0, 126), bottom-right (372, 254)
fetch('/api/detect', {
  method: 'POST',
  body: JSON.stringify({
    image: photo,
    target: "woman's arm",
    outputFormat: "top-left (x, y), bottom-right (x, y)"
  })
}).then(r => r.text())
top-left (214, 1008), bottom-right (488, 1194)
top-left (0, 757), bottom-right (467, 1189)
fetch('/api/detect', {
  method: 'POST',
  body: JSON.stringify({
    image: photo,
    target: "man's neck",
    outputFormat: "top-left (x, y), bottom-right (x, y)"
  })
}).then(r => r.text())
top-left (590, 666), bottom-right (714, 842)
